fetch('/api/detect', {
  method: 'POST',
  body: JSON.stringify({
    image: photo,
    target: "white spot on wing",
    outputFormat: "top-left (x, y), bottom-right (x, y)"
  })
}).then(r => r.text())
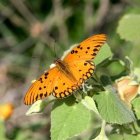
top-left (61, 43), bottom-right (79, 60)
top-left (50, 63), bottom-right (56, 68)
top-left (31, 79), bottom-right (36, 83)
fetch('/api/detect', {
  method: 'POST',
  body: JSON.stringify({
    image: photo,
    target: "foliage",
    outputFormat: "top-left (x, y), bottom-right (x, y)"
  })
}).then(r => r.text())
top-left (1, 0), bottom-right (140, 140)
top-left (117, 14), bottom-right (140, 44)
top-left (51, 97), bottom-right (91, 140)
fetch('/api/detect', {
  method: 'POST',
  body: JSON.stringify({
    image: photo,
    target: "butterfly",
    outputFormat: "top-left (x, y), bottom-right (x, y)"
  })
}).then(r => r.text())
top-left (24, 34), bottom-right (107, 105)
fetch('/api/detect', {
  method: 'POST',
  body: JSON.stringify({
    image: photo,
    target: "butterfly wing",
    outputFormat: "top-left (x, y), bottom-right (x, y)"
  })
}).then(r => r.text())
top-left (63, 34), bottom-right (106, 63)
top-left (24, 34), bottom-right (106, 104)
top-left (52, 71), bottom-right (77, 98)
top-left (53, 60), bottom-right (95, 98)
top-left (69, 60), bottom-right (95, 85)
top-left (53, 34), bottom-right (106, 98)
top-left (24, 67), bottom-right (59, 105)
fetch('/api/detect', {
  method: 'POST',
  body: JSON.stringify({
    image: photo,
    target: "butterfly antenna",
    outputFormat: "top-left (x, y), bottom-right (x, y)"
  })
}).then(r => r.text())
top-left (53, 39), bottom-right (58, 59)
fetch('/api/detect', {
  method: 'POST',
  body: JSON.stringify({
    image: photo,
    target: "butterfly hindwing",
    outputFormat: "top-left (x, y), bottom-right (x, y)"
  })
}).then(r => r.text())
top-left (52, 71), bottom-right (78, 98)
top-left (24, 67), bottom-right (59, 105)
top-left (52, 60), bottom-right (95, 98)
top-left (69, 60), bottom-right (95, 85)
top-left (63, 34), bottom-right (106, 63)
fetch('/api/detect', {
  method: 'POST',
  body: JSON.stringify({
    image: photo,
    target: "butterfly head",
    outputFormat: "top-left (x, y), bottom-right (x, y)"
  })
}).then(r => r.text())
top-left (54, 58), bottom-right (61, 65)
top-left (54, 59), bottom-right (66, 69)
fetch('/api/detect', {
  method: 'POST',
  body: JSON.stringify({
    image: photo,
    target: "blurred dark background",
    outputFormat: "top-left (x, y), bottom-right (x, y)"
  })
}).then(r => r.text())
top-left (0, 0), bottom-right (140, 139)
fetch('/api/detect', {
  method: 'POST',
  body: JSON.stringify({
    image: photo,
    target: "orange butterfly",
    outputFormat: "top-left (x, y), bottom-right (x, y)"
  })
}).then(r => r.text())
top-left (24, 34), bottom-right (107, 105)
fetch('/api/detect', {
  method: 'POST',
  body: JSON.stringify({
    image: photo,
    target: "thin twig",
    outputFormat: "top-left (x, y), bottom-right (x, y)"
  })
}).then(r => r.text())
top-left (94, 0), bottom-right (110, 32)
top-left (10, 0), bottom-right (38, 25)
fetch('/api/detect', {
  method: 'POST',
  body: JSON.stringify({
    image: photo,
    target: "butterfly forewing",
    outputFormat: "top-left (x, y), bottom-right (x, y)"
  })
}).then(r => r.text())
top-left (24, 67), bottom-right (59, 105)
top-left (63, 34), bottom-right (106, 63)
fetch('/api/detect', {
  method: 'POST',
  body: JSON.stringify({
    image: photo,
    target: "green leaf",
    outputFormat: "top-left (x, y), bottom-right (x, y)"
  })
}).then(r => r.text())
top-left (51, 97), bottom-right (91, 140)
top-left (16, 132), bottom-right (32, 140)
top-left (134, 68), bottom-right (140, 82)
top-left (81, 96), bottom-right (100, 117)
top-left (117, 14), bottom-right (140, 43)
top-left (0, 120), bottom-right (7, 140)
top-left (94, 43), bottom-right (112, 65)
top-left (124, 134), bottom-right (140, 140)
top-left (93, 86), bottom-right (136, 124)
top-left (26, 100), bottom-right (51, 116)
top-left (109, 133), bottom-right (140, 140)
top-left (124, 56), bottom-right (134, 73)
top-left (106, 60), bottom-right (125, 76)
top-left (132, 97), bottom-right (140, 119)
top-left (108, 134), bottom-right (123, 140)
top-left (92, 121), bottom-right (108, 140)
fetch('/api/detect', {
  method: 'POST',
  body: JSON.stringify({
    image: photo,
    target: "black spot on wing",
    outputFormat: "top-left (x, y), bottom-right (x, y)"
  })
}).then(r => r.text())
top-left (84, 62), bottom-right (88, 66)
top-left (95, 45), bottom-right (101, 48)
top-left (77, 45), bottom-right (80, 48)
top-left (93, 48), bottom-right (98, 52)
top-left (40, 93), bottom-right (43, 98)
top-left (92, 53), bottom-right (96, 56)
top-left (39, 78), bottom-right (43, 83)
top-left (44, 92), bottom-right (48, 97)
top-left (35, 94), bottom-right (38, 101)
top-left (71, 50), bottom-right (74, 54)
top-left (45, 72), bottom-right (49, 76)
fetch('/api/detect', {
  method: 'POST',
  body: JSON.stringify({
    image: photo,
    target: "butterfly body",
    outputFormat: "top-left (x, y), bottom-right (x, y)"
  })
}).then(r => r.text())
top-left (24, 34), bottom-right (107, 105)
top-left (55, 59), bottom-right (77, 82)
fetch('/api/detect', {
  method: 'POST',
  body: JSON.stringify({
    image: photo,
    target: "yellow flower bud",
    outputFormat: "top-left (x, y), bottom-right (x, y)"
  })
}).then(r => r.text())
top-left (0, 103), bottom-right (14, 121)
